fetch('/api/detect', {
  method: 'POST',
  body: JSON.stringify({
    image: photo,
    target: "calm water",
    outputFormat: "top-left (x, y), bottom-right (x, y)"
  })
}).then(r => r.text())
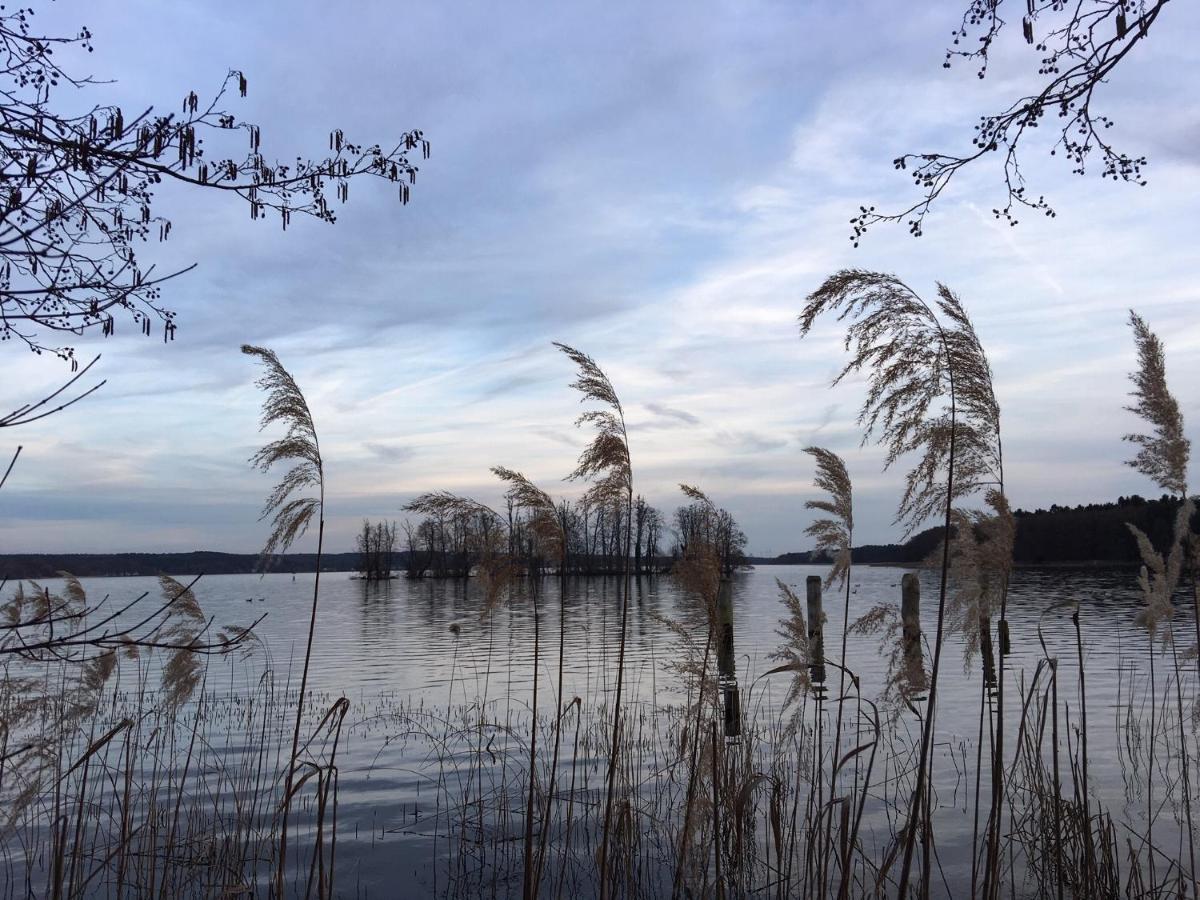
top-left (3, 564), bottom-right (1191, 897)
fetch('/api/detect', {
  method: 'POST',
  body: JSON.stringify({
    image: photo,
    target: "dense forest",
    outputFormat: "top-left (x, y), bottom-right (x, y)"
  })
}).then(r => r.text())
top-left (757, 494), bottom-right (1198, 566)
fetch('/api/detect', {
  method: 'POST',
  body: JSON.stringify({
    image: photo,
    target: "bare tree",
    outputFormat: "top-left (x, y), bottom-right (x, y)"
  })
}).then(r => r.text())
top-left (356, 520), bottom-right (397, 581)
top-left (853, 0), bottom-right (1170, 244)
top-left (0, 4), bottom-right (429, 368)
top-left (672, 500), bottom-right (747, 577)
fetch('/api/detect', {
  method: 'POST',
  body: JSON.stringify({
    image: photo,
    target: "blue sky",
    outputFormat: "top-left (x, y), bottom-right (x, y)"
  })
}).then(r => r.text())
top-left (2, 0), bottom-right (1198, 555)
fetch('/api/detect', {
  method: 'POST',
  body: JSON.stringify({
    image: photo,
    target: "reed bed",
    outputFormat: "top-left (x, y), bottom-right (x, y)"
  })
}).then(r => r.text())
top-left (2, 578), bottom-right (1197, 900)
top-left (3, 281), bottom-right (1199, 899)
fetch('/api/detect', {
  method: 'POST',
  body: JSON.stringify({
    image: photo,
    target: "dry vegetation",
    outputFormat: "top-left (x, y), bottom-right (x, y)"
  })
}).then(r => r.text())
top-left (2, 274), bottom-right (1198, 899)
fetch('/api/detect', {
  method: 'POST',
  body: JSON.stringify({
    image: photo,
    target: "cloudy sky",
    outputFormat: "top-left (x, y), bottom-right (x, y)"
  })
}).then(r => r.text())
top-left (2, 0), bottom-right (1198, 555)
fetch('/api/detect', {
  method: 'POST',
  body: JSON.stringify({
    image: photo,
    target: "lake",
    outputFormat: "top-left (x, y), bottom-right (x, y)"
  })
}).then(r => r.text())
top-left (1, 563), bottom-right (1192, 898)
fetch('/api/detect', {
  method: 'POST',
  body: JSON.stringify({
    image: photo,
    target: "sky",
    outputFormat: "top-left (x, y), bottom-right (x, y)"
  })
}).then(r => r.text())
top-left (1, 0), bottom-right (1198, 556)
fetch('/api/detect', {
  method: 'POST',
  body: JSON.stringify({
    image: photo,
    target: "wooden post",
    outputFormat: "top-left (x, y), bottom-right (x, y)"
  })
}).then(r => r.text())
top-left (806, 575), bottom-right (826, 685)
top-left (900, 572), bottom-right (927, 697)
top-left (979, 615), bottom-right (997, 688)
top-left (717, 590), bottom-right (741, 738)
top-left (901, 573), bottom-right (920, 648)
top-left (717, 591), bottom-right (735, 679)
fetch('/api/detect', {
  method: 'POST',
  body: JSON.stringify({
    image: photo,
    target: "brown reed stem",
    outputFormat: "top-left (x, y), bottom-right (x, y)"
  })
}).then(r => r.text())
top-left (1050, 659), bottom-right (1064, 900)
top-left (712, 719), bottom-right (724, 900)
top-left (277, 511), bottom-right (325, 899)
top-left (673, 623), bottom-right (715, 899)
top-left (1072, 603), bottom-right (1097, 895)
top-left (522, 587), bottom-right (540, 900)
top-left (897, 362), bottom-right (957, 900)
top-left (533, 574), bottom-right (569, 898)
top-left (597, 457), bottom-right (633, 900)
top-left (1169, 628), bottom-right (1198, 899)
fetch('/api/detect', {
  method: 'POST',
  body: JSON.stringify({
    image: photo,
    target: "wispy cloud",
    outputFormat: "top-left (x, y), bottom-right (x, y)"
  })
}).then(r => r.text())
top-left (643, 402), bottom-right (701, 427)
top-left (2, 0), bottom-right (1197, 554)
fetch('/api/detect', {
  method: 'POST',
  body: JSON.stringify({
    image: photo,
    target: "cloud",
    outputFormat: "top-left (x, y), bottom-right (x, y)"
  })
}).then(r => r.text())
top-left (2, 0), bottom-right (1198, 554)
top-left (643, 402), bottom-right (701, 427)
top-left (363, 443), bottom-right (416, 463)
top-left (714, 431), bottom-right (789, 454)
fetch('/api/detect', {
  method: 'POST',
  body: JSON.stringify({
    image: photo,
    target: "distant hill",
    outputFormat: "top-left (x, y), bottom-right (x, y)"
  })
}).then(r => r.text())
top-left (751, 494), bottom-right (1196, 567)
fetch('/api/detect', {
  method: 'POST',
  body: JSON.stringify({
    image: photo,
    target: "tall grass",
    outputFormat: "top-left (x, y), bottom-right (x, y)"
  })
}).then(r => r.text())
top-left (3, 298), bottom-right (1199, 900)
top-left (241, 345), bottom-right (328, 899)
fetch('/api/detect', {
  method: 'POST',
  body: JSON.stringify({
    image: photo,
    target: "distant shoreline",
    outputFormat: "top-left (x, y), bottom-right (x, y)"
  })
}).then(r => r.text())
top-left (0, 550), bottom-right (1143, 581)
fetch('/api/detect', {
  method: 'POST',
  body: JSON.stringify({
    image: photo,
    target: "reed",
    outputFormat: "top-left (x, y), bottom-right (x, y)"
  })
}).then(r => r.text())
top-left (800, 270), bottom-right (1005, 898)
top-left (242, 344), bottom-right (328, 899)
top-left (6, 305), bottom-right (1200, 900)
top-left (554, 341), bottom-right (634, 900)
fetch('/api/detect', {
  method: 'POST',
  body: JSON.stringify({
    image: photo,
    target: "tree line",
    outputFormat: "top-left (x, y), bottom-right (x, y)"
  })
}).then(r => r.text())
top-left (759, 493), bottom-right (1199, 567)
top-left (396, 495), bottom-right (747, 579)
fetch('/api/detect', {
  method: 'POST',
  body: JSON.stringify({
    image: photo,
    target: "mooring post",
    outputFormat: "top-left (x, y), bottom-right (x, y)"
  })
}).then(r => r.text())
top-left (806, 575), bottom-right (826, 685)
top-left (717, 591), bottom-right (735, 679)
top-left (717, 589), bottom-right (741, 738)
top-left (900, 572), bottom-right (928, 697)
top-left (979, 615), bottom-right (997, 688)
top-left (901, 573), bottom-right (920, 648)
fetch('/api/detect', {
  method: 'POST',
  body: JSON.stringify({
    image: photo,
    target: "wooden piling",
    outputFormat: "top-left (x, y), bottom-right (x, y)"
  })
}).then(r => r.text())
top-left (901, 573), bottom-right (920, 647)
top-left (899, 572), bottom-right (928, 697)
top-left (717, 592), bottom-right (735, 679)
top-left (806, 575), bottom-right (826, 684)
top-left (717, 590), bottom-right (741, 738)
top-left (979, 615), bottom-right (997, 688)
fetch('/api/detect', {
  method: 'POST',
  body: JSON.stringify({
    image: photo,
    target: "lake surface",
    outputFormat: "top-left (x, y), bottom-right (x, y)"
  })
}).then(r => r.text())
top-left (2, 564), bottom-right (1193, 898)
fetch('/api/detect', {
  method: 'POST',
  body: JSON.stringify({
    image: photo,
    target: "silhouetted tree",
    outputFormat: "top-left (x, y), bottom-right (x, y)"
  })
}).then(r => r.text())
top-left (854, 0), bottom-right (1170, 243)
top-left (0, 4), bottom-right (429, 368)
top-left (672, 501), bottom-right (748, 577)
top-left (356, 520), bottom-right (397, 581)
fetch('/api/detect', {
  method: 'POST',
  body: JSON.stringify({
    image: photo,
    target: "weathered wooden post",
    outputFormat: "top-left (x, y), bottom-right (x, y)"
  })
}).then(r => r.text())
top-left (979, 616), bottom-right (997, 688)
top-left (900, 572), bottom-right (927, 696)
top-left (717, 589), bottom-right (741, 738)
top-left (901, 573), bottom-right (920, 649)
top-left (998, 617), bottom-right (1011, 657)
top-left (807, 575), bottom-right (826, 686)
top-left (717, 591), bottom-right (735, 678)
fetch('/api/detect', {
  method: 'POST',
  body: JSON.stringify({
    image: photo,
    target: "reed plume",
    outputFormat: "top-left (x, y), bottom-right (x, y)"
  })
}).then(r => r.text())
top-left (800, 271), bottom-right (1000, 536)
top-left (492, 466), bottom-right (565, 564)
top-left (803, 447), bottom-right (853, 590)
top-left (1113, 312), bottom-right (1200, 898)
top-left (1127, 501), bottom-right (1191, 644)
top-left (767, 579), bottom-right (813, 736)
top-left (555, 341), bottom-right (633, 900)
top-left (943, 491), bottom-right (1015, 671)
top-left (242, 345), bottom-right (324, 562)
top-left (555, 342), bottom-right (632, 508)
top-left (1124, 311), bottom-right (1189, 497)
top-left (800, 270), bottom-right (1003, 897)
top-left (0, 577), bottom-right (120, 822)
top-left (156, 575), bottom-right (206, 710)
top-left (242, 344), bottom-right (326, 900)
top-left (848, 603), bottom-right (927, 709)
top-left (403, 492), bottom-right (517, 608)
top-left (0, 572), bottom-right (242, 827)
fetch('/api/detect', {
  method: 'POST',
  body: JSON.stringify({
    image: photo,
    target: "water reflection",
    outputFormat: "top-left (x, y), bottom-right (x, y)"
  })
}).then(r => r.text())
top-left (11, 563), bottom-right (1190, 898)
